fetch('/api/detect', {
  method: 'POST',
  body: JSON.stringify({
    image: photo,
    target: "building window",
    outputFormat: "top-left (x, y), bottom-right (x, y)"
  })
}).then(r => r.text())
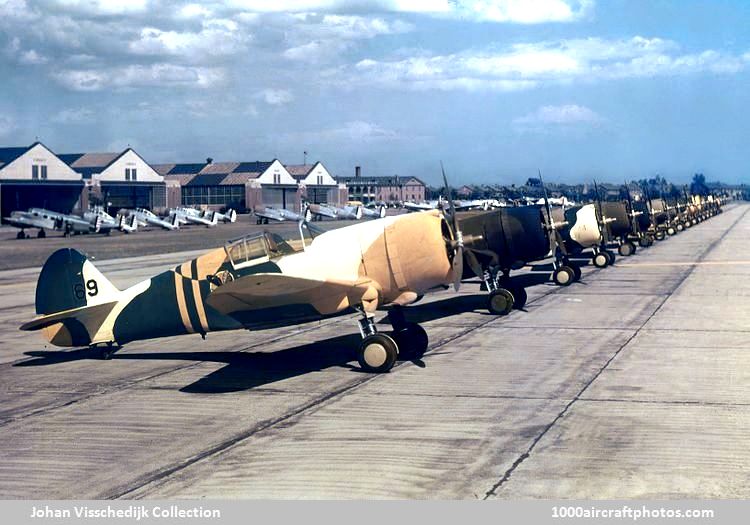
top-left (41, 165), bottom-right (47, 179)
top-left (32, 165), bottom-right (39, 180)
top-left (125, 168), bottom-right (130, 181)
top-left (273, 173), bottom-right (281, 184)
top-left (131, 168), bottom-right (137, 181)
top-left (125, 168), bottom-right (138, 181)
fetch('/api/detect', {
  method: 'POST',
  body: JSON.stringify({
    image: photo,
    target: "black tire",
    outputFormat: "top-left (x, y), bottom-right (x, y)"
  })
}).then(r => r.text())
top-left (605, 250), bottom-right (616, 265)
top-left (667, 226), bottom-right (676, 236)
top-left (676, 223), bottom-right (684, 232)
top-left (618, 243), bottom-right (633, 257)
top-left (638, 237), bottom-right (649, 248)
top-left (593, 252), bottom-right (609, 268)
top-left (393, 323), bottom-right (429, 360)
top-left (655, 231), bottom-right (666, 241)
top-left (37, 229), bottom-right (46, 238)
top-left (487, 288), bottom-right (514, 315)
top-left (509, 285), bottom-right (528, 308)
top-left (16, 231), bottom-right (26, 240)
top-left (358, 333), bottom-right (399, 373)
top-left (553, 266), bottom-right (575, 286)
top-left (571, 264), bottom-right (582, 282)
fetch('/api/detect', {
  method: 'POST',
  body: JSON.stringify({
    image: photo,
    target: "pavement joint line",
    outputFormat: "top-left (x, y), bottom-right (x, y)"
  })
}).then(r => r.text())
top-left (576, 397), bottom-right (750, 408)
top-left (482, 205), bottom-right (750, 499)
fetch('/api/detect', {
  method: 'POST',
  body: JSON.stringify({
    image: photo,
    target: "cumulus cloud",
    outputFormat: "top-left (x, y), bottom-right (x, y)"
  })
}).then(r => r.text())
top-left (343, 37), bottom-right (750, 92)
top-left (256, 89), bottom-right (295, 106)
top-left (129, 19), bottom-right (249, 61)
top-left (52, 64), bottom-right (226, 91)
top-left (226, 0), bottom-right (592, 24)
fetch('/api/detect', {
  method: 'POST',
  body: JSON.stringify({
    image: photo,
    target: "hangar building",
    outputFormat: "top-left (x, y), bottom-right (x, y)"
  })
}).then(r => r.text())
top-left (284, 162), bottom-right (346, 204)
top-left (0, 142), bottom-right (83, 217)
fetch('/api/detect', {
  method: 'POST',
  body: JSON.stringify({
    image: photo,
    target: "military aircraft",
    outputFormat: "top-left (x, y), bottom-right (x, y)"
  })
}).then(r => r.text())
top-left (212, 208), bottom-right (237, 223)
top-left (354, 204), bottom-right (387, 220)
top-left (129, 208), bottom-right (181, 231)
top-left (4, 208), bottom-right (112, 238)
top-left (21, 209), bottom-right (471, 373)
top-left (4, 209), bottom-right (57, 238)
top-left (253, 206), bottom-right (308, 224)
top-left (306, 203), bottom-right (362, 221)
top-left (169, 207), bottom-right (219, 227)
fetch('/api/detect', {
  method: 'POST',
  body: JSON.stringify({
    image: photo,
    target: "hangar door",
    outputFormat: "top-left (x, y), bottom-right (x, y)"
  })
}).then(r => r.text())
top-left (307, 186), bottom-right (334, 204)
top-left (262, 187), bottom-right (295, 210)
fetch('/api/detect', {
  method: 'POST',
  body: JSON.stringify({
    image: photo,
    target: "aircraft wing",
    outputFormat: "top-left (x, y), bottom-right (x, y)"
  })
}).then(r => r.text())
top-left (255, 210), bottom-right (285, 222)
top-left (206, 273), bottom-right (378, 316)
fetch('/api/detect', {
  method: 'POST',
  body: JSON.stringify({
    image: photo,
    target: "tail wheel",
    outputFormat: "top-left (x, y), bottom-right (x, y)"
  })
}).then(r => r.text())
top-left (487, 289), bottom-right (514, 315)
top-left (593, 252), bottom-right (609, 268)
top-left (358, 333), bottom-right (398, 373)
top-left (553, 266), bottom-right (575, 287)
top-left (393, 323), bottom-right (429, 360)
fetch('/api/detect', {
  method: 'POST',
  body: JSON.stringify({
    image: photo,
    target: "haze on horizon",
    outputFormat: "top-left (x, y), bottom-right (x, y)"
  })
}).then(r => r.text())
top-left (0, 0), bottom-right (748, 187)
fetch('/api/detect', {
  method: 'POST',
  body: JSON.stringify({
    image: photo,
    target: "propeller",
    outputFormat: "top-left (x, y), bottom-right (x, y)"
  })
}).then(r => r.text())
top-left (623, 181), bottom-right (641, 235)
top-left (440, 162), bottom-right (485, 291)
top-left (538, 169), bottom-right (569, 260)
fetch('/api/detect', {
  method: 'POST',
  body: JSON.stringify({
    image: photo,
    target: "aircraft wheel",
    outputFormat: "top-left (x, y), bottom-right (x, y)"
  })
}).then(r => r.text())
top-left (638, 237), bottom-right (650, 248)
top-left (593, 252), bottom-right (609, 268)
top-left (684, 220), bottom-right (692, 228)
top-left (392, 323), bottom-right (428, 360)
top-left (676, 223), bottom-right (684, 232)
top-left (605, 250), bottom-right (616, 265)
top-left (487, 289), bottom-right (514, 315)
top-left (570, 264), bottom-right (582, 282)
top-left (618, 242), bottom-right (634, 257)
top-left (691, 220), bottom-right (698, 226)
top-left (667, 226), bottom-right (676, 236)
top-left (37, 229), bottom-right (46, 239)
top-left (655, 231), bottom-right (666, 241)
top-left (358, 333), bottom-right (398, 373)
top-left (509, 285), bottom-right (528, 308)
top-left (16, 231), bottom-right (26, 240)
top-left (553, 266), bottom-right (575, 287)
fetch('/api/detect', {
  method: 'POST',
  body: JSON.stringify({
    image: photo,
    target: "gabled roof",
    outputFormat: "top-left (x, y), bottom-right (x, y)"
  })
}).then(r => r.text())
top-left (284, 163), bottom-right (315, 181)
top-left (200, 161), bottom-right (240, 175)
top-left (0, 142), bottom-right (49, 169)
top-left (59, 149), bottom-right (146, 179)
top-left (0, 145), bottom-right (32, 169)
top-left (234, 161), bottom-right (273, 174)
top-left (153, 163), bottom-right (207, 176)
top-left (163, 173), bottom-right (197, 185)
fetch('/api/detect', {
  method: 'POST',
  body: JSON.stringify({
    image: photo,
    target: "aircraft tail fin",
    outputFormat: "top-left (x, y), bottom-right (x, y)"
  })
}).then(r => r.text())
top-left (24, 249), bottom-right (121, 346)
top-left (171, 213), bottom-right (180, 229)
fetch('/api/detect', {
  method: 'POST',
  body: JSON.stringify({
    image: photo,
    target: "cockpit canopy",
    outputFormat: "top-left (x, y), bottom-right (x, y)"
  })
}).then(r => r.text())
top-left (224, 222), bottom-right (323, 270)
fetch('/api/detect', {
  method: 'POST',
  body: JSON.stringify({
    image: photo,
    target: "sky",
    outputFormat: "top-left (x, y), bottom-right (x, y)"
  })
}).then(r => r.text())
top-left (0, 0), bottom-right (748, 186)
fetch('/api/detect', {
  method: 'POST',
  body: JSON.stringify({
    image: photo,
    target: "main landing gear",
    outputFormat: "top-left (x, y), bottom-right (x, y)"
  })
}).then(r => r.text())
top-left (482, 269), bottom-right (527, 314)
top-left (617, 240), bottom-right (637, 257)
top-left (592, 247), bottom-right (615, 269)
top-left (638, 236), bottom-right (654, 248)
top-left (356, 307), bottom-right (429, 373)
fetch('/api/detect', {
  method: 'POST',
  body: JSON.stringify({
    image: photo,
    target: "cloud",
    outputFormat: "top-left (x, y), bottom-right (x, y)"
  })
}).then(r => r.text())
top-left (51, 107), bottom-right (97, 123)
top-left (343, 37), bottom-right (750, 92)
top-left (42, 0), bottom-right (148, 15)
top-left (256, 89), bottom-right (294, 105)
top-left (226, 0), bottom-right (592, 24)
top-left (52, 64), bottom-right (226, 91)
top-left (129, 19), bottom-right (249, 61)
top-left (514, 103), bottom-right (602, 126)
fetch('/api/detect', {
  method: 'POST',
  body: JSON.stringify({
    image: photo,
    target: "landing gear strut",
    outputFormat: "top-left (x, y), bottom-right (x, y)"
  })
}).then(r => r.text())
top-left (483, 269), bottom-right (526, 313)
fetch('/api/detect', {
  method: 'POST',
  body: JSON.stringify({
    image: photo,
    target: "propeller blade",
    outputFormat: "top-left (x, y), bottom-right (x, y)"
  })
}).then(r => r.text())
top-left (452, 245), bottom-right (463, 291)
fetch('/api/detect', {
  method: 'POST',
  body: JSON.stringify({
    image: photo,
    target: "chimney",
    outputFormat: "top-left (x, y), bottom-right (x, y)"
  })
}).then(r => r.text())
top-left (206, 157), bottom-right (213, 164)
top-left (355, 166), bottom-right (361, 178)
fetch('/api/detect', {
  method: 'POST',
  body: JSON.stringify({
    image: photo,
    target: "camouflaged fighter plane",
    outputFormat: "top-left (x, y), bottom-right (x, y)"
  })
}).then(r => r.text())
top-left (21, 210), bottom-right (466, 373)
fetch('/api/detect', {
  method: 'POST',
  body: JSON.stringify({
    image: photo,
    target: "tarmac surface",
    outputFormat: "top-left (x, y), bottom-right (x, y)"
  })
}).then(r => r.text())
top-left (0, 203), bottom-right (747, 499)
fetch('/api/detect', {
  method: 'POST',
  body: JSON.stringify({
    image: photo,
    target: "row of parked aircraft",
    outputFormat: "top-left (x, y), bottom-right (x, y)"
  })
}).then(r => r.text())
top-left (19, 170), bottom-right (725, 373)
top-left (3, 206), bottom-right (237, 239)
top-left (253, 202), bottom-right (388, 224)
